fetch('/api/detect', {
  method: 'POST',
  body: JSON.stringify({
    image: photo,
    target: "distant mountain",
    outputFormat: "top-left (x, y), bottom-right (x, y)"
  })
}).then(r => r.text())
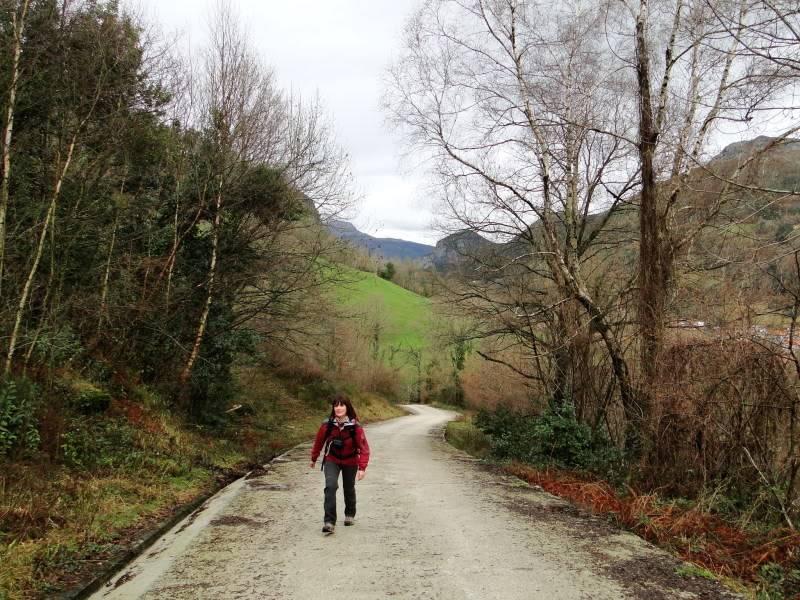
top-left (328, 219), bottom-right (435, 261)
top-left (711, 136), bottom-right (800, 192)
top-left (712, 135), bottom-right (800, 162)
top-left (331, 136), bottom-right (800, 273)
top-left (431, 229), bottom-right (497, 270)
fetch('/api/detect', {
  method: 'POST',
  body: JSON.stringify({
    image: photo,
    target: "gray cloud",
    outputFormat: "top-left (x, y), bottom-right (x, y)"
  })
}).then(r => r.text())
top-left (140, 0), bottom-right (434, 243)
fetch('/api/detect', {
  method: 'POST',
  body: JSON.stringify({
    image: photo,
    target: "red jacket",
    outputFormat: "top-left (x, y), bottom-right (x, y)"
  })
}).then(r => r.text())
top-left (311, 418), bottom-right (370, 471)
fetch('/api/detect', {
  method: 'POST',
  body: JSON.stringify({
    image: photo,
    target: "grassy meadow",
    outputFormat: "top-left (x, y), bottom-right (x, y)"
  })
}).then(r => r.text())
top-left (327, 266), bottom-right (435, 380)
top-left (329, 267), bottom-right (433, 348)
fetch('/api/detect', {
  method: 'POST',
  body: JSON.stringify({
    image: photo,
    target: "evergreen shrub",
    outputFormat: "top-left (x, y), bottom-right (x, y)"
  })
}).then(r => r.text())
top-left (60, 419), bottom-right (139, 470)
top-left (476, 403), bottom-right (625, 480)
top-left (64, 381), bottom-right (111, 414)
top-left (0, 378), bottom-right (40, 457)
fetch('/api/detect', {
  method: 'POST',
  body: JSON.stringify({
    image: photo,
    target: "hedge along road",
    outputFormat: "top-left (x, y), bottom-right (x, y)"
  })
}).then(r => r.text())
top-left (92, 405), bottom-right (738, 600)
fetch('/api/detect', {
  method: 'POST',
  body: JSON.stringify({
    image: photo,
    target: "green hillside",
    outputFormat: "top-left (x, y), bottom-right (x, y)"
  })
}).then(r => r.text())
top-left (328, 266), bottom-right (434, 355)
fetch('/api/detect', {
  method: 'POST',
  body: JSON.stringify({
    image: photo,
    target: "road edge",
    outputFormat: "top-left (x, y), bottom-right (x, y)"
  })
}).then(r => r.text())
top-left (59, 406), bottom-right (418, 600)
top-left (57, 451), bottom-right (294, 600)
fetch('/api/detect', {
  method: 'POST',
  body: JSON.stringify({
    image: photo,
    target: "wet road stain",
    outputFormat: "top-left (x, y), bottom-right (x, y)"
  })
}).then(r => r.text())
top-left (209, 515), bottom-right (269, 528)
top-left (247, 481), bottom-right (290, 491)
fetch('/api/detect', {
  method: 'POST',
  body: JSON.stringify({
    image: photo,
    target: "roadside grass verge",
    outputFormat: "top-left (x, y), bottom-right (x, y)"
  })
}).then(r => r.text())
top-left (0, 367), bottom-right (404, 600)
top-left (444, 417), bottom-right (490, 459)
top-left (444, 417), bottom-right (799, 599)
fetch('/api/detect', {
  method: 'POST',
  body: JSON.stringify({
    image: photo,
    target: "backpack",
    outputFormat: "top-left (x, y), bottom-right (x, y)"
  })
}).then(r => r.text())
top-left (322, 419), bottom-right (359, 461)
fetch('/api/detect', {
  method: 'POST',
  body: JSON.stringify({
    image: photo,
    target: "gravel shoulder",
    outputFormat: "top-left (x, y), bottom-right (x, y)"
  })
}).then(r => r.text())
top-left (91, 405), bottom-right (739, 600)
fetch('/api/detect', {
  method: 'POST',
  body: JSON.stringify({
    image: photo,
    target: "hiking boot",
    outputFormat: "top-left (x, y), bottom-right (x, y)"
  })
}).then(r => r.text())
top-left (322, 522), bottom-right (335, 534)
top-left (344, 516), bottom-right (354, 526)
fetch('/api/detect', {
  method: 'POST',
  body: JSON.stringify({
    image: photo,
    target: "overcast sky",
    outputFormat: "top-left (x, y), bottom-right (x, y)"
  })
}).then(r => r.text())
top-left (139, 0), bottom-right (439, 245)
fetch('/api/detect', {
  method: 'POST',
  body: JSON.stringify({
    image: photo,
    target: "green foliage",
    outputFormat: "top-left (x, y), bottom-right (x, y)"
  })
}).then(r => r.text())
top-left (757, 562), bottom-right (800, 599)
top-left (0, 379), bottom-right (40, 458)
top-left (675, 564), bottom-right (717, 580)
top-left (297, 380), bottom-right (343, 411)
top-left (186, 309), bottom-right (261, 423)
top-left (445, 419), bottom-right (490, 458)
top-left (378, 262), bottom-right (396, 281)
top-left (33, 543), bottom-right (81, 580)
top-left (60, 380), bottom-right (111, 415)
top-left (476, 403), bottom-right (625, 480)
top-left (60, 419), bottom-right (139, 470)
top-left (0, 0), bottom-right (331, 425)
top-left (450, 339), bottom-right (471, 373)
top-left (26, 326), bottom-right (83, 367)
top-left (438, 338), bottom-right (472, 406)
top-left (434, 383), bottom-right (466, 407)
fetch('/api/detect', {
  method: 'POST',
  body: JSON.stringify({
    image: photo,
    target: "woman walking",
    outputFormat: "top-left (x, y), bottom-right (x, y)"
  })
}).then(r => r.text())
top-left (309, 394), bottom-right (370, 534)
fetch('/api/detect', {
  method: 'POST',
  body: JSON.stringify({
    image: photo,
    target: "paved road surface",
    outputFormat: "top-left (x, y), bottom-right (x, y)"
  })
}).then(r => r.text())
top-left (92, 405), bottom-right (736, 599)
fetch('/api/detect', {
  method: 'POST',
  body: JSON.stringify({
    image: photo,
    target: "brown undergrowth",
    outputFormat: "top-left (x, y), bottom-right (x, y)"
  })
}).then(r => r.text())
top-left (1, 367), bottom-right (405, 599)
top-left (505, 463), bottom-right (799, 588)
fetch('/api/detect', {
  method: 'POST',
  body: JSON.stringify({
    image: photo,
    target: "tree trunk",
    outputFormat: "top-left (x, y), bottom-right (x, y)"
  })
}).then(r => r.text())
top-left (179, 188), bottom-right (222, 390)
top-left (635, 0), bottom-right (664, 399)
top-left (165, 181), bottom-right (181, 307)
top-left (23, 221), bottom-right (56, 370)
top-left (568, 277), bottom-right (639, 450)
top-left (0, 0), bottom-right (31, 296)
top-left (5, 134), bottom-right (77, 375)
top-left (97, 211), bottom-right (119, 333)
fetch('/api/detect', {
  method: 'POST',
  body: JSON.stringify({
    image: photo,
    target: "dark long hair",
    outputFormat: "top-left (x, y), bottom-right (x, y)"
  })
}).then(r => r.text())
top-left (328, 393), bottom-right (358, 421)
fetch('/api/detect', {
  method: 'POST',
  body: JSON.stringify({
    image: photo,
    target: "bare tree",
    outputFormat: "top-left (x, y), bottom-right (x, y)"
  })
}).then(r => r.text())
top-left (179, 2), bottom-right (283, 386)
top-left (619, 0), bottom-right (793, 385)
top-left (386, 0), bottom-right (643, 442)
top-left (179, 2), bottom-right (355, 390)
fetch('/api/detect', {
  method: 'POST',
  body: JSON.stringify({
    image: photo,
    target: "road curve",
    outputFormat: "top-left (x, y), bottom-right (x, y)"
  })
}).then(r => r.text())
top-left (92, 405), bottom-right (736, 599)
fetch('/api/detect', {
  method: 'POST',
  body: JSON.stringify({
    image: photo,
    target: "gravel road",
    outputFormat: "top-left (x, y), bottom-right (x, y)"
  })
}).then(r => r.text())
top-left (92, 405), bottom-right (737, 599)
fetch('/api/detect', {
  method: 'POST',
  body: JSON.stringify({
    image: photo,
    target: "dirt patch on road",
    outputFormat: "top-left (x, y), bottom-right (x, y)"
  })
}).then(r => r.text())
top-left (501, 493), bottom-right (615, 542)
top-left (245, 465), bottom-right (271, 479)
top-left (209, 515), bottom-right (269, 528)
top-left (604, 556), bottom-right (737, 599)
top-left (174, 500), bottom-right (210, 534)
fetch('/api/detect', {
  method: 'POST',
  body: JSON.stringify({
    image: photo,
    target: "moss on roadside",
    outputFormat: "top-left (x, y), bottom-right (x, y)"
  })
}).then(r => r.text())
top-left (445, 418), bottom-right (490, 459)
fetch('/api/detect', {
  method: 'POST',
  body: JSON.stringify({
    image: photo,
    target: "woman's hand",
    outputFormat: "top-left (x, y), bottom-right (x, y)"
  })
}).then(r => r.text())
top-left (309, 461), bottom-right (316, 469)
top-left (356, 470), bottom-right (365, 481)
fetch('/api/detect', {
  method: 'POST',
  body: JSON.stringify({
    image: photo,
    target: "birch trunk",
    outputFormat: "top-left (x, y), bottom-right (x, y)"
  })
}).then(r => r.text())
top-left (4, 136), bottom-right (76, 375)
top-left (23, 221), bottom-right (56, 369)
top-left (179, 187), bottom-right (222, 387)
top-left (0, 0), bottom-right (31, 296)
top-left (97, 211), bottom-right (118, 333)
top-left (165, 181), bottom-right (180, 307)
top-left (635, 0), bottom-right (665, 392)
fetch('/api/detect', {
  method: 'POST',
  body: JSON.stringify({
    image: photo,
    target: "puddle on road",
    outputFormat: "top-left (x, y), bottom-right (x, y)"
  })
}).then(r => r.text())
top-left (247, 481), bottom-right (290, 491)
top-left (245, 466), bottom-right (271, 479)
top-left (111, 569), bottom-right (137, 590)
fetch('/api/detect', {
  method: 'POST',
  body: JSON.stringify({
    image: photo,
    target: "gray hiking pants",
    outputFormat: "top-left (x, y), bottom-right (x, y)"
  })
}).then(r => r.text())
top-left (323, 461), bottom-right (357, 525)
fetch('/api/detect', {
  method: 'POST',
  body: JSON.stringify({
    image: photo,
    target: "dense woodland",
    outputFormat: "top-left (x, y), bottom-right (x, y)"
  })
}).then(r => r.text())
top-left (2, 0), bottom-right (800, 597)
top-left (0, 2), bottom-right (381, 595)
top-left (0, 0), bottom-right (357, 422)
